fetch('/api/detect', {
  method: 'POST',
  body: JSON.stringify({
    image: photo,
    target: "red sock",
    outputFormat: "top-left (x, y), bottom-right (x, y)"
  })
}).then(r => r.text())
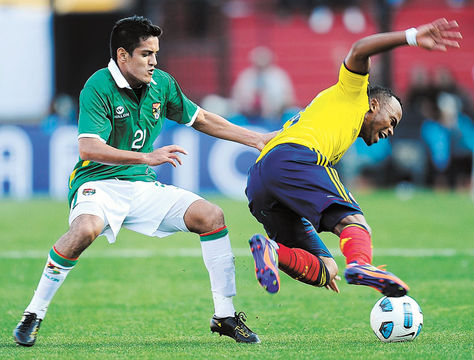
top-left (276, 243), bottom-right (328, 286)
top-left (339, 224), bottom-right (372, 265)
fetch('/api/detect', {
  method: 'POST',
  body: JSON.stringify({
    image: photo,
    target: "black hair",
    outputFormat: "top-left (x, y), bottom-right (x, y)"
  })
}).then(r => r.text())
top-left (367, 85), bottom-right (402, 109)
top-left (110, 15), bottom-right (162, 61)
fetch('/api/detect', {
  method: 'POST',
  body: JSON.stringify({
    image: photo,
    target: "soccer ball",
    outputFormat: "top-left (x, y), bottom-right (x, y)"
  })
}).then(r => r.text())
top-left (370, 295), bottom-right (423, 342)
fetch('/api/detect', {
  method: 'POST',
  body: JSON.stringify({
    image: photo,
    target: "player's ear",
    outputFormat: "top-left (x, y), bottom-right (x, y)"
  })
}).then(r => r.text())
top-left (369, 98), bottom-right (379, 113)
top-left (117, 47), bottom-right (128, 63)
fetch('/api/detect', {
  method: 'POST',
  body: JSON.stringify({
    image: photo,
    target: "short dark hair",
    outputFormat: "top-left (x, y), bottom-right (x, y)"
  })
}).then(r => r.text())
top-left (368, 85), bottom-right (402, 109)
top-left (110, 15), bottom-right (162, 61)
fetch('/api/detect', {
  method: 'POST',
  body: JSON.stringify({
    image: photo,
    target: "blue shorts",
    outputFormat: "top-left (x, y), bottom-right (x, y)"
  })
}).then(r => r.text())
top-left (245, 143), bottom-right (363, 258)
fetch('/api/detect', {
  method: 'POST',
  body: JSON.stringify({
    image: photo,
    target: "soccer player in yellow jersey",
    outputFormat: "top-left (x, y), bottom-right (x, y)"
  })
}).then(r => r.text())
top-left (246, 18), bottom-right (462, 296)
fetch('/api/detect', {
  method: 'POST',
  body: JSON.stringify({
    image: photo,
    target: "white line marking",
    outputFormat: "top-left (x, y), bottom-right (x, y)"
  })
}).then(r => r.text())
top-left (0, 248), bottom-right (472, 259)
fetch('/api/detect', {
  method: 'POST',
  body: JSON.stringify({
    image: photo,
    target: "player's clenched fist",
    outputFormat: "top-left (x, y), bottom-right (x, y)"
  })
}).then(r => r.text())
top-left (144, 145), bottom-right (188, 167)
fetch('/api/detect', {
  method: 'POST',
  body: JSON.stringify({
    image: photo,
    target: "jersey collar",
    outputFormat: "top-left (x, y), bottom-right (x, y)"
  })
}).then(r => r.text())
top-left (107, 58), bottom-right (157, 89)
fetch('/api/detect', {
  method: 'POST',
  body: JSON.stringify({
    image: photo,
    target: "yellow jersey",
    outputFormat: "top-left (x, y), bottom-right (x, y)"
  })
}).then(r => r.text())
top-left (256, 63), bottom-right (369, 165)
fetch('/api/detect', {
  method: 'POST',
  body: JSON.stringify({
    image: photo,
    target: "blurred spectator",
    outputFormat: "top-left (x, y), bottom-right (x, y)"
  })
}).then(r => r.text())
top-left (421, 92), bottom-right (474, 189)
top-left (40, 94), bottom-right (76, 134)
top-left (231, 46), bottom-right (295, 127)
top-left (389, 65), bottom-right (434, 187)
top-left (432, 66), bottom-right (473, 118)
top-left (404, 65), bottom-right (438, 129)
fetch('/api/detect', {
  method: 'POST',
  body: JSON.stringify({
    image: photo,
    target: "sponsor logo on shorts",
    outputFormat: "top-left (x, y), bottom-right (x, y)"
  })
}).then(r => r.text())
top-left (152, 102), bottom-right (161, 120)
top-left (82, 188), bottom-right (96, 196)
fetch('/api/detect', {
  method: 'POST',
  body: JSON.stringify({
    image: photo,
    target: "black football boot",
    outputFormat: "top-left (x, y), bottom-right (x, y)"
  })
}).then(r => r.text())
top-left (13, 312), bottom-right (42, 347)
top-left (210, 311), bottom-right (260, 343)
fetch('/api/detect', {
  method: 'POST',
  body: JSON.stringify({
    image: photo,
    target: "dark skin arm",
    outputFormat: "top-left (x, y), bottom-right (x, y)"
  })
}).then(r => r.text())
top-left (345, 18), bottom-right (462, 74)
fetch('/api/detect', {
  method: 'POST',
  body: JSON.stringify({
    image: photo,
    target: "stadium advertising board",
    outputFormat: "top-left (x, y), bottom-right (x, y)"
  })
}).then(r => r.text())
top-left (0, 124), bottom-right (264, 200)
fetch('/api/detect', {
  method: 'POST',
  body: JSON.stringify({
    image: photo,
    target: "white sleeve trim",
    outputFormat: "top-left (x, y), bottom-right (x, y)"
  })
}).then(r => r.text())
top-left (78, 133), bottom-right (107, 143)
top-left (185, 107), bottom-right (200, 127)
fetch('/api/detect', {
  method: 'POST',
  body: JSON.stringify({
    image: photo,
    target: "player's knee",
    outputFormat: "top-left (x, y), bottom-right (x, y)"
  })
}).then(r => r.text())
top-left (77, 223), bottom-right (101, 242)
top-left (335, 214), bottom-right (372, 236)
top-left (69, 215), bottom-right (102, 244)
top-left (204, 204), bottom-right (225, 232)
top-left (55, 217), bottom-right (101, 258)
top-left (185, 200), bottom-right (225, 234)
top-left (208, 203), bottom-right (225, 224)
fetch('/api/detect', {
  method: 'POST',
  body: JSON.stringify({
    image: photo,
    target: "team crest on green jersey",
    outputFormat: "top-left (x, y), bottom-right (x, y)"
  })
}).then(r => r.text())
top-left (152, 102), bottom-right (161, 120)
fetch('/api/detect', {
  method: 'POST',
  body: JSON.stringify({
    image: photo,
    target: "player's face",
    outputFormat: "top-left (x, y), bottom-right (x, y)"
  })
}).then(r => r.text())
top-left (119, 36), bottom-right (159, 88)
top-left (361, 96), bottom-right (402, 146)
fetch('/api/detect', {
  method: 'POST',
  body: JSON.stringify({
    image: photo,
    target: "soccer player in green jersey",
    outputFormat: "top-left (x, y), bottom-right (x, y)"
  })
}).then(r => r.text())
top-left (13, 16), bottom-right (274, 346)
top-left (246, 19), bottom-right (461, 297)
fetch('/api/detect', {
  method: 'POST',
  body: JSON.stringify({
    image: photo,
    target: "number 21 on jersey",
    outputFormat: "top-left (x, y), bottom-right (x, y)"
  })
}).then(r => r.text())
top-left (132, 129), bottom-right (147, 150)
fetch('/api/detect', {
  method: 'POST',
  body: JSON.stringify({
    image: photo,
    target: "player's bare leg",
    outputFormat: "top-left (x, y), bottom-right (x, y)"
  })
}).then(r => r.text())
top-left (13, 215), bottom-right (103, 347)
top-left (184, 200), bottom-right (260, 343)
top-left (334, 214), bottom-right (409, 297)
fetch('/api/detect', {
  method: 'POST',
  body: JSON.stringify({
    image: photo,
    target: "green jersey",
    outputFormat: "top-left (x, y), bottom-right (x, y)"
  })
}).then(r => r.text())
top-left (68, 59), bottom-right (199, 205)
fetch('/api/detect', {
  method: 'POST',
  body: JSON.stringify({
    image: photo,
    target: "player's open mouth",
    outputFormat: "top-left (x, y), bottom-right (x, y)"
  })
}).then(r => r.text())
top-left (148, 69), bottom-right (154, 75)
top-left (379, 131), bottom-right (387, 140)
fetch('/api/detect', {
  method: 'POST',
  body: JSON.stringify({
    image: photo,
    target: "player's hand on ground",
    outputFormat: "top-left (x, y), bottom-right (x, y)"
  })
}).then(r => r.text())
top-left (325, 275), bottom-right (341, 293)
top-left (145, 145), bottom-right (187, 167)
top-left (416, 18), bottom-right (462, 51)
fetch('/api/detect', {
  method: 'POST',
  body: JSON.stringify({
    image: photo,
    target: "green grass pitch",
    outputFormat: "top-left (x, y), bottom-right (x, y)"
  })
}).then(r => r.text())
top-left (0, 190), bottom-right (472, 359)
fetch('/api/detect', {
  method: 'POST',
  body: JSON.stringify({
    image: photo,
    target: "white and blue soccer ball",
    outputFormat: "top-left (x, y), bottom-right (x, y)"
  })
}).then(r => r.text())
top-left (370, 295), bottom-right (423, 342)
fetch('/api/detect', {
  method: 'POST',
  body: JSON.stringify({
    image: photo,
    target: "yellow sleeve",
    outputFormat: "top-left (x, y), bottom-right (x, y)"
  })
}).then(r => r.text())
top-left (337, 63), bottom-right (369, 100)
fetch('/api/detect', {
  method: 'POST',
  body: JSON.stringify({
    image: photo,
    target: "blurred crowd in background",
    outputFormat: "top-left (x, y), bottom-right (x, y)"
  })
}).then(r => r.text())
top-left (0, 0), bottom-right (473, 193)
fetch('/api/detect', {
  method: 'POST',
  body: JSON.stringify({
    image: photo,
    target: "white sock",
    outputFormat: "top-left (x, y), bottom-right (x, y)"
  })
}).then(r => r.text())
top-left (25, 254), bottom-right (75, 319)
top-left (200, 232), bottom-right (236, 318)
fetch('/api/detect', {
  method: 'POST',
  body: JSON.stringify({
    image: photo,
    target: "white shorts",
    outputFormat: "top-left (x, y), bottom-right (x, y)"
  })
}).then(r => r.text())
top-left (69, 179), bottom-right (202, 243)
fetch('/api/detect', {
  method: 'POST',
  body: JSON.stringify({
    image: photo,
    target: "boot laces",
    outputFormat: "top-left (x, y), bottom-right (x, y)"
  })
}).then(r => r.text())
top-left (18, 313), bottom-right (37, 332)
top-left (235, 312), bottom-right (252, 332)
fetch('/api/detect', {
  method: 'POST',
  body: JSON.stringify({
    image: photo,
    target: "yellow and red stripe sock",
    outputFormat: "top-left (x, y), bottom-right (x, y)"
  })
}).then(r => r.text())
top-left (277, 243), bottom-right (328, 287)
top-left (339, 224), bottom-right (372, 265)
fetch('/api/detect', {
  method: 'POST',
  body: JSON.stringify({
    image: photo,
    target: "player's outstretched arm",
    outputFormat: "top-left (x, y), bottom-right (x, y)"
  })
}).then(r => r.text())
top-left (192, 109), bottom-right (276, 151)
top-left (79, 137), bottom-right (187, 167)
top-left (345, 18), bottom-right (462, 74)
